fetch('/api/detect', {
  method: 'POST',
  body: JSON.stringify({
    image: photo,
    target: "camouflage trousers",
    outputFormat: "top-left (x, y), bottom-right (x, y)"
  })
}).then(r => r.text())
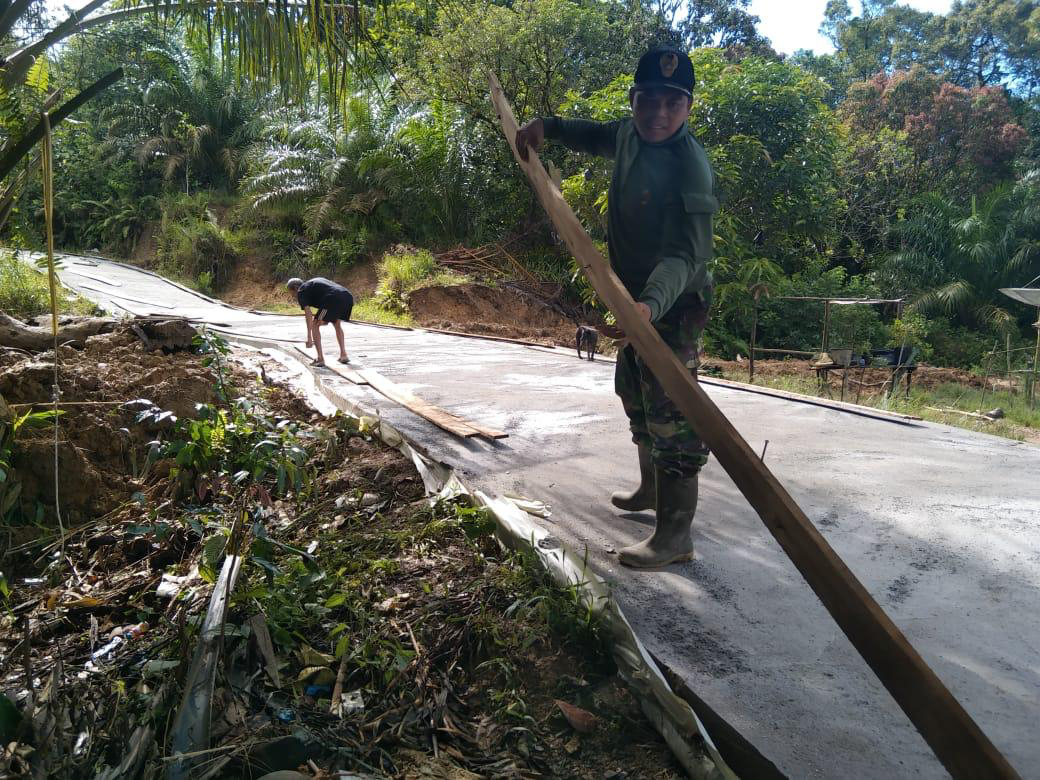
top-left (614, 306), bottom-right (710, 478)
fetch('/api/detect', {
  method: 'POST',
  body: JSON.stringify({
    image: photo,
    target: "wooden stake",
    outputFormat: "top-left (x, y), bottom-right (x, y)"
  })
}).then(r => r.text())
top-left (748, 297), bottom-right (758, 383)
top-left (489, 75), bottom-right (1018, 779)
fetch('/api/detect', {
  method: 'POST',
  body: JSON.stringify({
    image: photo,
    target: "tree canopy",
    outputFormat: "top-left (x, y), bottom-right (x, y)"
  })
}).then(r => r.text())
top-left (0, 0), bottom-right (1037, 367)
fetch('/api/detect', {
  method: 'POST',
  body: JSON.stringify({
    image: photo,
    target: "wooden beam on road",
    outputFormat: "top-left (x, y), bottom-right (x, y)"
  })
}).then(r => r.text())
top-left (489, 75), bottom-right (1017, 779)
top-left (357, 368), bottom-right (484, 439)
top-left (293, 346), bottom-right (506, 440)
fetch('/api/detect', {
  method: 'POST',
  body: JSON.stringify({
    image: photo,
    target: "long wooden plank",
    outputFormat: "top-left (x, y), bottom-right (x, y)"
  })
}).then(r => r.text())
top-left (357, 368), bottom-right (507, 440)
top-left (293, 348), bottom-right (507, 440)
top-left (357, 368), bottom-right (483, 438)
top-left (489, 75), bottom-right (1017, 779)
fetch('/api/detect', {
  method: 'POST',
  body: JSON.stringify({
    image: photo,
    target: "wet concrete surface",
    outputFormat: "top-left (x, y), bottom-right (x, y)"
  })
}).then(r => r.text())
top-left (47, 254), bottom-right (1040, 778)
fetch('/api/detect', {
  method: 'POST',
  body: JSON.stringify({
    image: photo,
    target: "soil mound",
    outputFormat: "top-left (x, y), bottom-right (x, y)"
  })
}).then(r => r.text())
top-left (0, 326), bottom-right (217, 525)
top-left (408, 283), bottom-right (577, 346)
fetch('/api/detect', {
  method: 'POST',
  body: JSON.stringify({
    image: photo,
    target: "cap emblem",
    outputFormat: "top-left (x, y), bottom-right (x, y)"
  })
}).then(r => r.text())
top-left (659, 53), bottom-right (678, 78)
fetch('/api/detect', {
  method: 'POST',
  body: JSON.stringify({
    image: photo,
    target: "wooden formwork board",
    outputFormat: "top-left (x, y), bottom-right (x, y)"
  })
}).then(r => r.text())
top-left (296, 346), bottom-right (506, 441)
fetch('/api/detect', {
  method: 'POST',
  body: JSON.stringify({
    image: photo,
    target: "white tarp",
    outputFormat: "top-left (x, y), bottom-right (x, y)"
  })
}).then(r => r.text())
top-left (999, 288), bottom-right (1040, 308)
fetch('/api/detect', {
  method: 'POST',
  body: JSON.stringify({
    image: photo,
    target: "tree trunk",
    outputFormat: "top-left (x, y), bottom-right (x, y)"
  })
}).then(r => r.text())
top-left (0, 312), bottom-right (116, 351)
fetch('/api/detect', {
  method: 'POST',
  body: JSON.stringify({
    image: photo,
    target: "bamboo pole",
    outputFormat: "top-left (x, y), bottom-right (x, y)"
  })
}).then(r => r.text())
top-left (979, 341), bottom-right (998, 414)
top-left (489, 75), bottom-right (1018, 779)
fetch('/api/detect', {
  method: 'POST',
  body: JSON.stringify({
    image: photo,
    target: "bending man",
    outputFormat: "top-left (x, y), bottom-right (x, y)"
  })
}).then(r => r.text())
top-left (287, 276), bottom-right (354, 366)
top-left (515, 47), bottom-right (718, 568)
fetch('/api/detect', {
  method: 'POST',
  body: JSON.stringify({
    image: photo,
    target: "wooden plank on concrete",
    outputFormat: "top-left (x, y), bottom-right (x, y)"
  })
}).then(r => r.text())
top-left (357, 368), bottom-right (483, 439)
top-left (699, 375), bottom-right (922, 424)
top-left (293, 347), bottom-right (505, 440)
top-left (489, 75), bottom-right (1017, 779)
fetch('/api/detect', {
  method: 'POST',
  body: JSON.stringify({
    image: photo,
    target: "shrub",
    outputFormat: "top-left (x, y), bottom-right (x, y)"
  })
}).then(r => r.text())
top-left (373, 248), bottom-right (470, 316)
top-left (0, 251), bottom-right (96, 319)
top-left (925, 322), bottom-right (1003, 370)
top-left (0, 252), bottom-right (53, 318)
top-left (887, 312), bottom-right (935, 363)
top-left (305, 234), bottom-right (368, 274)
top-left (155, 196), bottom-right (240, 291)
top-left (379, 249), bottom-right (439, 296)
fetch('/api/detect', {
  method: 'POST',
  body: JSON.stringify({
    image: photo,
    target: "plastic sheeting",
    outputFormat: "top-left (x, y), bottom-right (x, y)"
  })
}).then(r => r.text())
top-left (999, 288), bottom-right (1040, 309)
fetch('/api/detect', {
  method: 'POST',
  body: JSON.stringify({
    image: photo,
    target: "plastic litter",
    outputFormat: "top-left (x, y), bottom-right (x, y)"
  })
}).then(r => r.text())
top-left (274, 708), bottom-right (296, 723)
top-left (90, 636), bottom-right (124, 661)
top-left (337, 689), bottom-right (365, 717)
top-left (89, 622), bottom-right (148, 663)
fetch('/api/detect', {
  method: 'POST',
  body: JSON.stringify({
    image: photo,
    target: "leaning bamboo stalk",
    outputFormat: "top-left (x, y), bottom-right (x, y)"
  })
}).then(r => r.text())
top-left (167, 554), bottom-right (243, 780)
top-left (488, 74), bottom-right (1018, 779)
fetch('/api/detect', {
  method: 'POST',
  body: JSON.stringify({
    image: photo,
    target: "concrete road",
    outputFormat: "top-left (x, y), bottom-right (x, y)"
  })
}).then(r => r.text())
top-left (47, 254), bottom-right (1040, 778)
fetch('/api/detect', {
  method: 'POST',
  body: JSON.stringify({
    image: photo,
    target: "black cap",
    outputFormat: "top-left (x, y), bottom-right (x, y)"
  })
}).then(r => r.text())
top-left (634, 47), bottom-right (695, 96)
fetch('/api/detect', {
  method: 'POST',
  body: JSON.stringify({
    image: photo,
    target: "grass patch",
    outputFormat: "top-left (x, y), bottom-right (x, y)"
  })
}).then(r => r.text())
top-left (378, 248), bottom-right (471, 296)
top-left (888, 381), bottom-right (1040, 440)
top-left (371, 248), bottom-right (470, 319)
top-left (0, 250), bottom-right (99, 319)
top-left (352, 296), bottom-right (415, 327)
top-left (253, 300), bottom-right (301, 314)
top-left (246, 296), bottom-right (415, 326)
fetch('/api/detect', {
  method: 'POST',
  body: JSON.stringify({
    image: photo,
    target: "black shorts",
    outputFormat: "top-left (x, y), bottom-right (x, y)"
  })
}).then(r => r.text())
top-left (315, 294), bottom-right (353, 323)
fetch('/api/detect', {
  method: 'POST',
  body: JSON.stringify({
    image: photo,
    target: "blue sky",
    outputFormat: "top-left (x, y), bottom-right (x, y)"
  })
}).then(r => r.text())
top-left (748, 0), bottom-right (954, 55)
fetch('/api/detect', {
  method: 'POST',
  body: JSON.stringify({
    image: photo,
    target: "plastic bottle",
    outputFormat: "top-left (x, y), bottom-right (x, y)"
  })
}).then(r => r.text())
top-left (90, 622), bottom-right (149, 662)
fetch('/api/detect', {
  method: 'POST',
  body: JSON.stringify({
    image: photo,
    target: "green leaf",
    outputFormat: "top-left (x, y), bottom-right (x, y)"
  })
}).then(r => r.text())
top-left (25, 56), bottom-right (49, 93)
top-left (202, 533), bottom-right (228, 578)
top-left (334, 635), bottom-right (349, 659)
top-left (325, 592), bottom-right (346, 608)
top-left (0, 693), bottom-right (21, 744)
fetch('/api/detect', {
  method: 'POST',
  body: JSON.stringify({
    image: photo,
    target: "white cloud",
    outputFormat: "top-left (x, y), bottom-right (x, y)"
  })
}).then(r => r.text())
top-left (748, 0), bottom-right (955, 56)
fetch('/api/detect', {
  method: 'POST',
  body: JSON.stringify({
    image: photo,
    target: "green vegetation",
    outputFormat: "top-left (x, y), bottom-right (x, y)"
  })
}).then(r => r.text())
top-left (717, 360), bottom-right (1040, 444)
top-left (0, 251), bottom-right (96, 318)
top-left (0, 341), bottom-right (676, 775)
top-left (351, 297), bottom-right (416, 327)
top-left (0, 0), bottom-right (1037, 372)
top-left (154, 196), bottom-right (241, 293)
top-left (372, 248), bottom-right (471, 316)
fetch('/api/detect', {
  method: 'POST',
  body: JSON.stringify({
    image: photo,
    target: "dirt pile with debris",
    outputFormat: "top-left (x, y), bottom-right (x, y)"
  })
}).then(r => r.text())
top-left (0, 345), bottom-right (683, 779)
top-left (0, 321), bottom-right (216, 530)
top-left (408, 283), bottom-right (580, 347)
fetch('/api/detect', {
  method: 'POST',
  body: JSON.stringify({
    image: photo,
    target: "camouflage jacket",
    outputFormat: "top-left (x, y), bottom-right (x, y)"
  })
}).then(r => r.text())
top-left (542, 117), bottom-right (718, 323)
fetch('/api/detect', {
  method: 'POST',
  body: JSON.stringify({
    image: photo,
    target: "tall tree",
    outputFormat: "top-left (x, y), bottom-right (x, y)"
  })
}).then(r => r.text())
top-left (941, 0), bottom-right (1040, 95)
top-left (842, 67), bottom-right (1028, 195)
top-left (883, 178), bottom-right (1040, 333)
top-left (650, 0), bottom-right (765, 50)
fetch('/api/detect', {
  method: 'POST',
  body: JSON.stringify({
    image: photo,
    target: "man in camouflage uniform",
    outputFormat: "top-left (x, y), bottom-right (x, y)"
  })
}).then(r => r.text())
top-left (516, 47), bottom-right (718, 568)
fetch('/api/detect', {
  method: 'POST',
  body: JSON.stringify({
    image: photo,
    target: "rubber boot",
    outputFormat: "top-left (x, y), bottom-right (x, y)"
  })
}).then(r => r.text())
top-left (618, 469), bottom-right (697, 568)
top-left (611, 445), bottom-right (656, 512)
